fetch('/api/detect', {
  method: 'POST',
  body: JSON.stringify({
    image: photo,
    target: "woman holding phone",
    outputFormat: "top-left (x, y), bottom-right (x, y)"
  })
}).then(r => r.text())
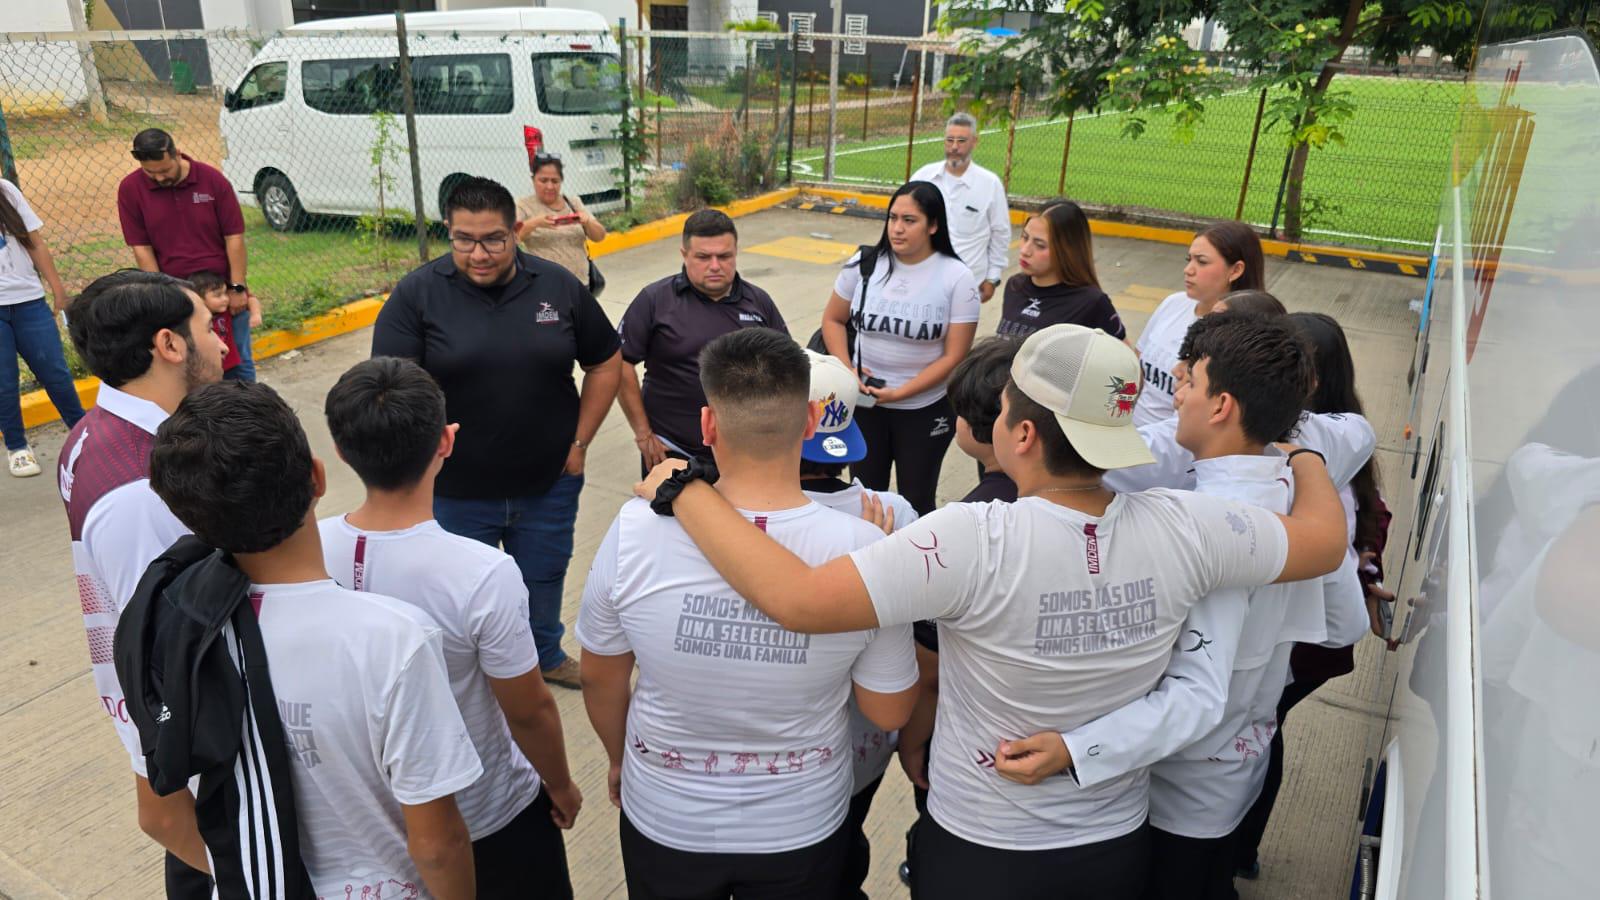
top-left (821, 180), bottom-right (980, 515)
top-left (516, 153), bottom-right (606, 290)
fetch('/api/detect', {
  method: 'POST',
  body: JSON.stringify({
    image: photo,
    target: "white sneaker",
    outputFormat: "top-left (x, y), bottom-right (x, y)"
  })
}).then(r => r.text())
top-left (9, 447), bottom-right (41, 478)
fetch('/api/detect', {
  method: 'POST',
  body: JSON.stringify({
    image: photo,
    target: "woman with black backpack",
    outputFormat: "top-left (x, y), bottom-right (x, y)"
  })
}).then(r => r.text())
top-left (819, 181), bottom-right (981, 515)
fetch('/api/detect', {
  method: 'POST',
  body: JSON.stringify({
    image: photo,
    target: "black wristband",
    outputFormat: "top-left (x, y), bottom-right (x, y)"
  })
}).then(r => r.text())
top-left (649, 456), bottom-right (720, 517)
top-left (1287, 448), bottom-right (1326, 466)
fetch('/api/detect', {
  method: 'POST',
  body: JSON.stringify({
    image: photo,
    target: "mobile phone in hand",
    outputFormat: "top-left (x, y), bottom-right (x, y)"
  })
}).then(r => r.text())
top-left (552, 213), bottom-right (581, 226)
top-left (864, 375), bottom-right (887, 389)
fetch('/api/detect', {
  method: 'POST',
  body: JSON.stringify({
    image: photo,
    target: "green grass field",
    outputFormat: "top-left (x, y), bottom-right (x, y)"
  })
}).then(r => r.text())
top-left (794, 76), bottom-right (1464, 251)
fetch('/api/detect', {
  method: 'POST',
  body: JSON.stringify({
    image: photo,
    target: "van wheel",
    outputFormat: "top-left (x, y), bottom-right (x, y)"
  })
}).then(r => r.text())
top-left (258, 173), bottom-right (306, 232)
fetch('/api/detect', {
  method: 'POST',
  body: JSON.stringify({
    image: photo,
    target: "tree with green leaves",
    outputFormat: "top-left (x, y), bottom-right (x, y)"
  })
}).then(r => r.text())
top-left (941, 0), bottom-right (1571, 238)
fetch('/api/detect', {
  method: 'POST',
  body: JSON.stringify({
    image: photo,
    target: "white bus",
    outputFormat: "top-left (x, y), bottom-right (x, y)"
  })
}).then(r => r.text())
top-left (1358, 19), bottom-right (1600, 900)
top-left (217, 8), bottom-right (624, 231)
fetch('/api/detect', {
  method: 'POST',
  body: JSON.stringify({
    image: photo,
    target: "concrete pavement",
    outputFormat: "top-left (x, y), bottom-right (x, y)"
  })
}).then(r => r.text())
top-left (0, 208), bottom-right (1422, 899)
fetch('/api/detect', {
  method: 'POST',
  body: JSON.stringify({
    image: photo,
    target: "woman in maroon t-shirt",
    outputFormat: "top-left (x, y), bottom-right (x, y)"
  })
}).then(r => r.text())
top-left (998, 201), bottom-right (1125, 341)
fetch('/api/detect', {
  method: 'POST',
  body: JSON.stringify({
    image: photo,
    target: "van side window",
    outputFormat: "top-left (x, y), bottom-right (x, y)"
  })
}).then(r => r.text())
top-left (303, 58), bottom-right (402, 115)
top-left (411, 54), bottom-right (513, 115)
top-left (232, 61), bottom-right (287, 111)
top-left (531, 53), bottom-right (624, 116)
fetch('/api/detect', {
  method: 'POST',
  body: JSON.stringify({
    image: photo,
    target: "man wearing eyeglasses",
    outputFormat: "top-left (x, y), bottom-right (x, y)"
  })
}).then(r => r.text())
top-left (116, 128), bottom-right (261, 380)
top-left (373, 176), bottom-right (622, 690)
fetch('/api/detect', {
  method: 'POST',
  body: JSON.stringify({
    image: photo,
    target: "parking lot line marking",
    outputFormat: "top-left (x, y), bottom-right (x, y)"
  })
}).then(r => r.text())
top-left (745, 236), bottom-right (859, 266)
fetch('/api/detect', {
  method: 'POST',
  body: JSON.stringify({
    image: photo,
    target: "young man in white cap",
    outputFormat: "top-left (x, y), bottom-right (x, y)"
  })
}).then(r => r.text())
top-left (997, 312), bottom-right (1332, 899)
top-left (578, 328), bottom-right (919, 899)
top-left (797, 348), bottom-right (918, 898)
top-left (636, 323), bottom-right (1350, 899)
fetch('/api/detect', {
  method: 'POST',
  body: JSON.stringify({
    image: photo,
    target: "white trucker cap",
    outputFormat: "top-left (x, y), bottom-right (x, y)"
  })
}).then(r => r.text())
top-left (802, 350), bottom-right (868, 463)
top-left (1010, 324), bottom-right (1156, 470)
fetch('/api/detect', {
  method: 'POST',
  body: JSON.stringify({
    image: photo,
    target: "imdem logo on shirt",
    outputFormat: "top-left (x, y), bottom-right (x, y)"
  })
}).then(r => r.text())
top-left (536, 302), bottom-right (560, 324)
top-left (1021, 298), bottom-right (1043, 318)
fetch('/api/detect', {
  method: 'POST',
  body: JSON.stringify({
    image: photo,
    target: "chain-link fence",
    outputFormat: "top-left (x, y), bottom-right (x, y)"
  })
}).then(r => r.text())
top-left (0, 20), bottom-right (1464, 351)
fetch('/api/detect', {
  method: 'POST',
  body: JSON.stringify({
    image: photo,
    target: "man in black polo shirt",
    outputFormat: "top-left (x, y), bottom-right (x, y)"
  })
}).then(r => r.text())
top-left (372, 176), bottom-right (621, 689)
top-left (617, 209), bottom-right (786, 471)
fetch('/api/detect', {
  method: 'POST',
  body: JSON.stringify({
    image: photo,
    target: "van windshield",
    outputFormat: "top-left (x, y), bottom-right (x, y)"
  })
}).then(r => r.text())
top-left (531, 53), bottom-right (624, 115)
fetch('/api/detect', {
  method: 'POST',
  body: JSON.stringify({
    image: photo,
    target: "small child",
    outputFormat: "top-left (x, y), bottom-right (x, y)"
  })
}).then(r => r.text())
top-left (187, 271), bottom-right (244, 381)
top-left (947, 337), bottom-right (1020, 504)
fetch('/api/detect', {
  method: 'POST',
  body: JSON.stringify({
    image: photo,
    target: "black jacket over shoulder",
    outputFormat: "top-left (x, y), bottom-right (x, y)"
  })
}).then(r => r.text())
top-left (114, 536), bottom-right (316, 900)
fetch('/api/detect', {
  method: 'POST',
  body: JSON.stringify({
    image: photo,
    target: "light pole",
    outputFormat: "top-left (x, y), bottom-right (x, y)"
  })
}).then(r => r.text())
top-left (823, 0), bottom-right (842, 181)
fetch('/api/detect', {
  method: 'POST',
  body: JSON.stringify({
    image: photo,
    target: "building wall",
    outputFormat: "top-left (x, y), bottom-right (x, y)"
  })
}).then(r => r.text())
top-left (758, 0), bottom-right (932, 85)
top-left (0, 3), bottom-right (93, 112)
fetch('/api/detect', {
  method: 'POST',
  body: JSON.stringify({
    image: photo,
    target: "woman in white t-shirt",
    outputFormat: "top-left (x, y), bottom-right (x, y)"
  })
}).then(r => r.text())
top-left (0, 178), bottom-right (84, 478)
top-left (821, 181), bottom-right (981, 514)
top-left (1132, 221), bottom-right (1265, 428)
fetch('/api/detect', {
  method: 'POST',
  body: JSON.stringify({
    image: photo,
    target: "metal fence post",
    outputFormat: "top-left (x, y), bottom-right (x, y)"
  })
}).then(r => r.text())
top-left (806, 56), bottom-right (817, 147)
top-left (903, 62), bottom-right (921, 181)
top-left (1235, 88), bottom-right (1268, 220)
top-left (1056, 109), bottom-right (1076, 196)
top-left (1002, 76), bottom-right (1021, 191)
top-left (0, 97), bottom-right (17, 187)
top-left (824, 0), bottom-right (841, 181)
top-left (786, 26), bottom-right (799, 184)
top-left (394, 11), bottom-right (429, 264)
top-left (619, 19), bottom-right (633, 213)
top-left (860, 56), bottom-right (870, 140)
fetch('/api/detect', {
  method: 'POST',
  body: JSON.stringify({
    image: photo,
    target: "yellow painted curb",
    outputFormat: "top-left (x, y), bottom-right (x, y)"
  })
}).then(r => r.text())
top-left (587, 187), bottom-right (800, 259)
top-left (19, 187), bottom-right (805, 431)
top-left (19, 295), bottom-right (388, 430)
top-left (799, 186), bottom-right (1432, 270)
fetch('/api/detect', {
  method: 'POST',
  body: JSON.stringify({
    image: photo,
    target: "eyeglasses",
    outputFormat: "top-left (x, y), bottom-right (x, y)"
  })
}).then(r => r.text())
top-left (533, 152), bottom-right (562, 162)
top-left (450, 234), bottom-right (511, 254)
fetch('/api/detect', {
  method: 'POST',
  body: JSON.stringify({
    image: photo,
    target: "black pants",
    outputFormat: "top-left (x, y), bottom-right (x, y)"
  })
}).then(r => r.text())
top-left (851, 397), bottom-right (956, 516)
top-left (163, 852), bottom-right (212, 900)
top-left (474, 787), bottom-right (573, 899)
top-left (1232, 675), bottom-right (1326, 871)
top-left (1144, 827), bottom-right (1239, 900)
top-left (620, 811), bottom-right (851, 899)
top-left (909, 813), bottom-right (1150, 900)
top-left (838, 777), bottom-right (884, 899)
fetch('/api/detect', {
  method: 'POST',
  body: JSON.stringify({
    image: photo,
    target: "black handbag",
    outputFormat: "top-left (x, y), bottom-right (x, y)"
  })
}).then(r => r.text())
top-left (587, 258), bottom-right (606, 297)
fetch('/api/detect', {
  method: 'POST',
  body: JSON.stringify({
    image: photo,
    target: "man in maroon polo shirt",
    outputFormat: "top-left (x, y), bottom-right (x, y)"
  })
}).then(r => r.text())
top-left (117, 128), bottom-right (258, 381)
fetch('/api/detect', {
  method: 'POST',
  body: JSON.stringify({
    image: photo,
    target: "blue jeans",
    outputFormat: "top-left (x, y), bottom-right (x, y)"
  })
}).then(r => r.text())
top-left (434, 473), bottom-right (584, 670)
top-left (230, 309), bottom-right (256, 382)
top-left (1, 298), bottom-right (85, 452)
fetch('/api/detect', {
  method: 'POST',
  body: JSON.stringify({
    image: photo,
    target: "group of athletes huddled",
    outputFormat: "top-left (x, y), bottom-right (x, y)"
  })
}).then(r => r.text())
top-left (50, 112), bottom-right (1386, 900)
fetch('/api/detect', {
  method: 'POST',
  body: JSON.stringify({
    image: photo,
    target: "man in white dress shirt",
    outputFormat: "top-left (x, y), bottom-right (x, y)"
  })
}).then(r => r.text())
top-left (911, 112), bottom-right (1011, 300)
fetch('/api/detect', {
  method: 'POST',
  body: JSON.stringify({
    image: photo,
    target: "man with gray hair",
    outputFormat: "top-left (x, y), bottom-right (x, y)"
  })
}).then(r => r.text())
top-left (911, 112), bottom-right (1011, 301)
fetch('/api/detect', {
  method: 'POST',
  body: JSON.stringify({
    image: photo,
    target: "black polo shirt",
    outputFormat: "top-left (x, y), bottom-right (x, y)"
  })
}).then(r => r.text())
top-left (618, 270), bottom-right (787, 454)
top-left (372, 250), bottom-right (619, 500)
top-left (997, 274), bottom-right (1126, 341)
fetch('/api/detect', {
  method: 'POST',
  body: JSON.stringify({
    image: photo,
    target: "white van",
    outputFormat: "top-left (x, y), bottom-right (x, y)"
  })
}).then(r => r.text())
top-left (218, 8), bottom-right (624, 231)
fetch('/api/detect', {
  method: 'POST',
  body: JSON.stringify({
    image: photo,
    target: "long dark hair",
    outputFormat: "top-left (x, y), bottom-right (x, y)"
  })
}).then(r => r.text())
top-left (1034, 200), bottom-right (1098, 288)
top-left (1198, 221), bottom-right (1265, 293)
top-left (862, 181), bottom-right (960, 281)
top-left (0, 181), bottom-right (35, 251)
top-left (1289, 311), bottom-right (1381, 551)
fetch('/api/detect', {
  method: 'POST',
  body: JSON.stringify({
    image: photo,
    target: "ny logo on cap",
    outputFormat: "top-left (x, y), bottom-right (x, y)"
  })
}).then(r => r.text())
top-left (820, 398), bottom-right (849, 429)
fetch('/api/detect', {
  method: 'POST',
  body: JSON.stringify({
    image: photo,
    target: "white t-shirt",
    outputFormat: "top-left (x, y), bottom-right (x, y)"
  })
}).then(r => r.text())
top-left (60, 384), bottom-right (190, 776)
top-left (910, 161), bottom-right (1012, 283)
top-left (318, 516), bottom-right (541, 840)
top-left (849, 492), bottom-right (1289, 850)
top-left (577, 499), bottom-right (918, 854)
top-left (0, 179), bottom-right (45, 305)
top-left (803, 479), bottom-right (920, 790)
top-left (1131, 291), bottom-right (1197, 428)
top-left (251, 580), bottom-right (483, 899)
top-left (833, 250), bottom-right (981, 410)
